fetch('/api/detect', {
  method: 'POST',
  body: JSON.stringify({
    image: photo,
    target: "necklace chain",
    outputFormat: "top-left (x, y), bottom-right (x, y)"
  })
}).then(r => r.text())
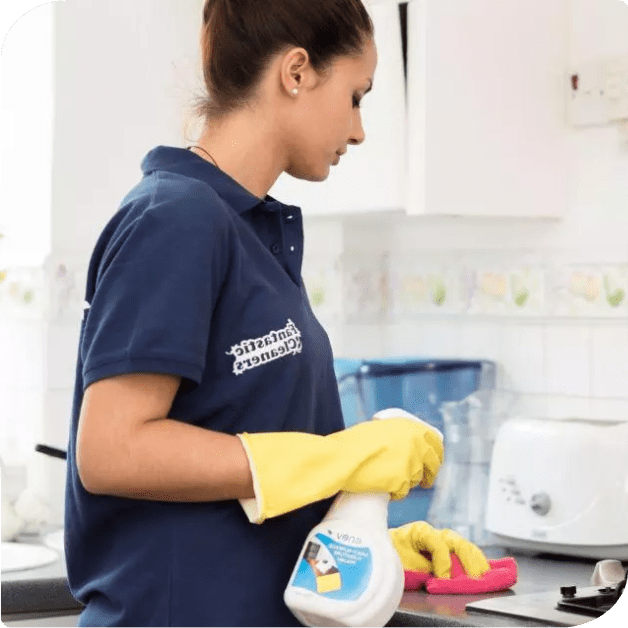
top-left (188, 144), bottom-right (219, 168)
top-left (187, 145), bottom-right (265, 202)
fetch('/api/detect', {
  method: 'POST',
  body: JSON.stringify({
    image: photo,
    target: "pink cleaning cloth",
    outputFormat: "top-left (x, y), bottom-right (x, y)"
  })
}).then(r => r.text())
top-left (403, 569), bottom-right (432, 590)
top-left (404, 554), bottom-right (518, 594)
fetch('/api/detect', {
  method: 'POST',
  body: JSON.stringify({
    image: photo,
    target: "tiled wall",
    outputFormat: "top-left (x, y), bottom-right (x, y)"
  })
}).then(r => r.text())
top-left (303, 233), bottom-right (628, 424)
top-left (2, 230), bottom-right (626, 523)
top-left (0, 256), bottom-right (86, 524)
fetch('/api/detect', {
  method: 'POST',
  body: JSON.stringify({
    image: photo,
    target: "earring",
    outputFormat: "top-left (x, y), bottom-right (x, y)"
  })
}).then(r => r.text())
top-left (292, 88), bottom-right (299, 96)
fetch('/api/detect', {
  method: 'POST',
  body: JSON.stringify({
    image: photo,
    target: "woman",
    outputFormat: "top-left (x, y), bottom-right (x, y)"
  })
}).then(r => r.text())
top-left (65, 1), bottom-right (489, 625)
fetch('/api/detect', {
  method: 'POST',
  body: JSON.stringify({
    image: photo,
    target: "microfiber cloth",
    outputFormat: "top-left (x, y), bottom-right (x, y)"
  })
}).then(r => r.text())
top-left (404, 554), bottom-right (518, 595)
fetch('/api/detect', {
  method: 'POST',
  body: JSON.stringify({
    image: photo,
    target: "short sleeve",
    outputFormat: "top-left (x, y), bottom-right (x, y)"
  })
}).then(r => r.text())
top-left (81, 187), bottom-right (229, 389)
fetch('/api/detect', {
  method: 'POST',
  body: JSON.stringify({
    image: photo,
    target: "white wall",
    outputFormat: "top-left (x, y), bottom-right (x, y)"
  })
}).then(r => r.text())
top-left (1, 0), bottom-right (206, 525)
top-left (51, 0), bottom-right (205, 258)
top-left (306, 0), bottom-right (628, 425)
top-left (0, 3), bottom-right (54, 266)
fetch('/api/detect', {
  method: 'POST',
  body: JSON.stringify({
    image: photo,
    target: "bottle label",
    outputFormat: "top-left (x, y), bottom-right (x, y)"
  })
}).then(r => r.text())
top-left (289, 532), bottom-right (373, 600)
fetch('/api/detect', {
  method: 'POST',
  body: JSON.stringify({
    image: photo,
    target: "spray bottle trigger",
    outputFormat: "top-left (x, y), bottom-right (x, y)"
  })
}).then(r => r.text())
top-left (371, 407), bottom-right (444, 441)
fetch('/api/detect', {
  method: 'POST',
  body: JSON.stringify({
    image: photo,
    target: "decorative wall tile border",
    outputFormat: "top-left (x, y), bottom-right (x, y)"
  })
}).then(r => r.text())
top-left (548, 264), bottom-right (628, 318)
top-left (45, 257), bottom-right (88, 323)
top-left (301, 254), bottom-right (343, 325)
top-left (0, 257), bottom-right (88, 322)
top-left (303, 254), bottom-right (628, 324)
top-left (7, 254), bottom-right (620, 324)
top-left (338, 252), bottom-right (389, 324)
top-left (388, 257), bottom-right (464, 316)
top-left (0, 266), bottom-right (46, 319)
top-left (467, 264), bottom-right (546, 317)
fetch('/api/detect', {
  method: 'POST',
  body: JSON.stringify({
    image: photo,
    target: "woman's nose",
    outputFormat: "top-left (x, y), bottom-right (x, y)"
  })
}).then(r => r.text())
top-left (348, 114), bottom-right (366, 146)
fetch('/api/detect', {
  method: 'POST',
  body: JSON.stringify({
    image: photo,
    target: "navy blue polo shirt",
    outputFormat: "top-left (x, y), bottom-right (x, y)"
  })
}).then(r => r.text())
top-left (64, 146), bottom-right (345, 627)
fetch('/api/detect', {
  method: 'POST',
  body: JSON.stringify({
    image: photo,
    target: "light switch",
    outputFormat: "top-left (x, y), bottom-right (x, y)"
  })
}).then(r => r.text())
top-left (568, 57), bottom-right (628, 126)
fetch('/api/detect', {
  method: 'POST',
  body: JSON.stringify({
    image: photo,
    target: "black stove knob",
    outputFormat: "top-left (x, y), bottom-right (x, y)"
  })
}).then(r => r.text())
top-left (561, 586), bottom-right (577, 598)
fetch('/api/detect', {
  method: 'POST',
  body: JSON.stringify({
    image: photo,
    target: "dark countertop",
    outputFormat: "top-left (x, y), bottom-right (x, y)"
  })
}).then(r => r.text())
top-left (2, 533), bottom-right (624, 626)
top-left (1, 529), bottom-right (83, 622)
top-left (391, 549), bottom-right (615, 627)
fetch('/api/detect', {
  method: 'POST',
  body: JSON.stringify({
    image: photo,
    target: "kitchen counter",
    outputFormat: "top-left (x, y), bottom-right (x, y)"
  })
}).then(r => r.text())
top-left (1, 529), bottom-right (83, 624)
top-left (2, 535), bottom-right (624, 627)
top-left (390, 548), bottom-right (619, 627)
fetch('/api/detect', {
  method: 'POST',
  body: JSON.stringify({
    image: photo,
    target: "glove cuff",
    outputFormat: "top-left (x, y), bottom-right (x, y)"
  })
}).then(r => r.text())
top-left (237, 433), bottom-right (265, 524)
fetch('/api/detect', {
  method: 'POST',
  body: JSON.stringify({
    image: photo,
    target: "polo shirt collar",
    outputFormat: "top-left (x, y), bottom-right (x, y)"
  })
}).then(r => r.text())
top-left (141, 146), bottom-right (290, 214)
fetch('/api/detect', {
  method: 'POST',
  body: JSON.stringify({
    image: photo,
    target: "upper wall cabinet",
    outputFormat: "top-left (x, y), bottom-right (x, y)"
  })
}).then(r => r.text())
top-left (406, 0), bottom-right (571, 218)
top-left (269, 2), bottom-right (407, 215)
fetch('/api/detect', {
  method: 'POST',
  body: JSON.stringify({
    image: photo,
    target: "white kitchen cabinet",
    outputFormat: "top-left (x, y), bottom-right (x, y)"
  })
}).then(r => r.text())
top-left (405, 0), bottom-right (571, 218)
top-left (269, 2), bottom-right (406, 215)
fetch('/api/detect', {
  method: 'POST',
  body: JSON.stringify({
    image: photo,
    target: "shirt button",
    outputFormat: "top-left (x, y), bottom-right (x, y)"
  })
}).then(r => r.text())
top-left (271, 244), bottom-right (281, 255)
top-left (290, 246), bottom-right (295, 252)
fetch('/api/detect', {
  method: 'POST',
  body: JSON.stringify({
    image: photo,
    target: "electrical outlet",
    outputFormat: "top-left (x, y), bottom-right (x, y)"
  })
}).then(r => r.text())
top-left (603, 57), bottom-right (628, 121)
top-left (567, 60), bottom-right (607, 127)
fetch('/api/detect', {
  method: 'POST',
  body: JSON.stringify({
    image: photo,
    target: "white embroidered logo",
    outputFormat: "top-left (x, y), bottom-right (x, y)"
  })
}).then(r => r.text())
top-left (226, 319), bottom-right (302, 376)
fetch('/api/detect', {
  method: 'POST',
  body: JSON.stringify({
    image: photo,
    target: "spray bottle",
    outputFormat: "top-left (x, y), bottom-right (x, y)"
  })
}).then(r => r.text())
top-left (284, 408), bottom-right (444, 627)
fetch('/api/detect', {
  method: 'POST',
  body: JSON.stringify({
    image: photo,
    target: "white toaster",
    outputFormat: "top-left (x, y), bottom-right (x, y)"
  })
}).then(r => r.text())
top-left (485, 416), bottom-right (628, 559)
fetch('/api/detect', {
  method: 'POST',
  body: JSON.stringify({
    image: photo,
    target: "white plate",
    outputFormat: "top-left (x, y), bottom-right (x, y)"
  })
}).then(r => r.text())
top-left (1, 542), bottom-right (59, 573)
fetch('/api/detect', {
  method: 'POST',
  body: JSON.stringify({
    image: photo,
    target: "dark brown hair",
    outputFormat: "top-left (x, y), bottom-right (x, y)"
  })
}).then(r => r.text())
top-left (196, 0), bottom-right (374, 121)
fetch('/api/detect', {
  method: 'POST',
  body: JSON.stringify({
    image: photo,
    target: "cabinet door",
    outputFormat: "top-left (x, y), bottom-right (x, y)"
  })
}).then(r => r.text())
top-left (406, 0), bottom-right (570, 218)
top-left (269, 2), bottom-right (406, 215)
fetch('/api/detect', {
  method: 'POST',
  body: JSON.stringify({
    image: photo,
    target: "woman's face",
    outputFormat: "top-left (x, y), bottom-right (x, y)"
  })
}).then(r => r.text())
top-left (282, 38), bottom-right (378, 182)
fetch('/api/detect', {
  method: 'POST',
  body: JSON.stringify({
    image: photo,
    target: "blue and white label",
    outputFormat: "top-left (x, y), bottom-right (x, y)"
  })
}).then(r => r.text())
top-left (290, 533), bottom-right (372, 601)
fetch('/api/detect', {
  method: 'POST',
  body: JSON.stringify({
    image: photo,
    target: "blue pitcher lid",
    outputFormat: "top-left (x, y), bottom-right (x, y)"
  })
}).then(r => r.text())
top-left (357, 359), bottom-right (484, 378)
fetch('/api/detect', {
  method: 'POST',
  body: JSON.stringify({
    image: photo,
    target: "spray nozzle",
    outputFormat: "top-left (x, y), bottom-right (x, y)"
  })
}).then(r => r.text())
top-left (371, 407), bottom-right (444, 442)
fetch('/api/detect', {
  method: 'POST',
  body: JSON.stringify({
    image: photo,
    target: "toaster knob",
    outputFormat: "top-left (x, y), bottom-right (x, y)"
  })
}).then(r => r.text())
top-left (530, 493), bottom-right (551, 516)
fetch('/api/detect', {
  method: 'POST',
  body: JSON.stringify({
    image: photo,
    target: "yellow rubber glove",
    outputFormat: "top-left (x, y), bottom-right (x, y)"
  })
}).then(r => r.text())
top-left (238, 415), bottom-right (444, 524)
top-left (389, 521), bottom-right (491, 579)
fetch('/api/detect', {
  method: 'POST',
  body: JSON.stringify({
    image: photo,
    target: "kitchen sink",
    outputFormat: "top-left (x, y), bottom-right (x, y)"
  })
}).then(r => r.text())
top-left (44, 529), bottom-right (64, 553)
top-left (1, 542), bottom-right (59, 573)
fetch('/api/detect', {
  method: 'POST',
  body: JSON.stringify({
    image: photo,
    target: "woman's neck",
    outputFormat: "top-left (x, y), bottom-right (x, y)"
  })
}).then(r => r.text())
top-left (194, 113), bottom-right (285, 200)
